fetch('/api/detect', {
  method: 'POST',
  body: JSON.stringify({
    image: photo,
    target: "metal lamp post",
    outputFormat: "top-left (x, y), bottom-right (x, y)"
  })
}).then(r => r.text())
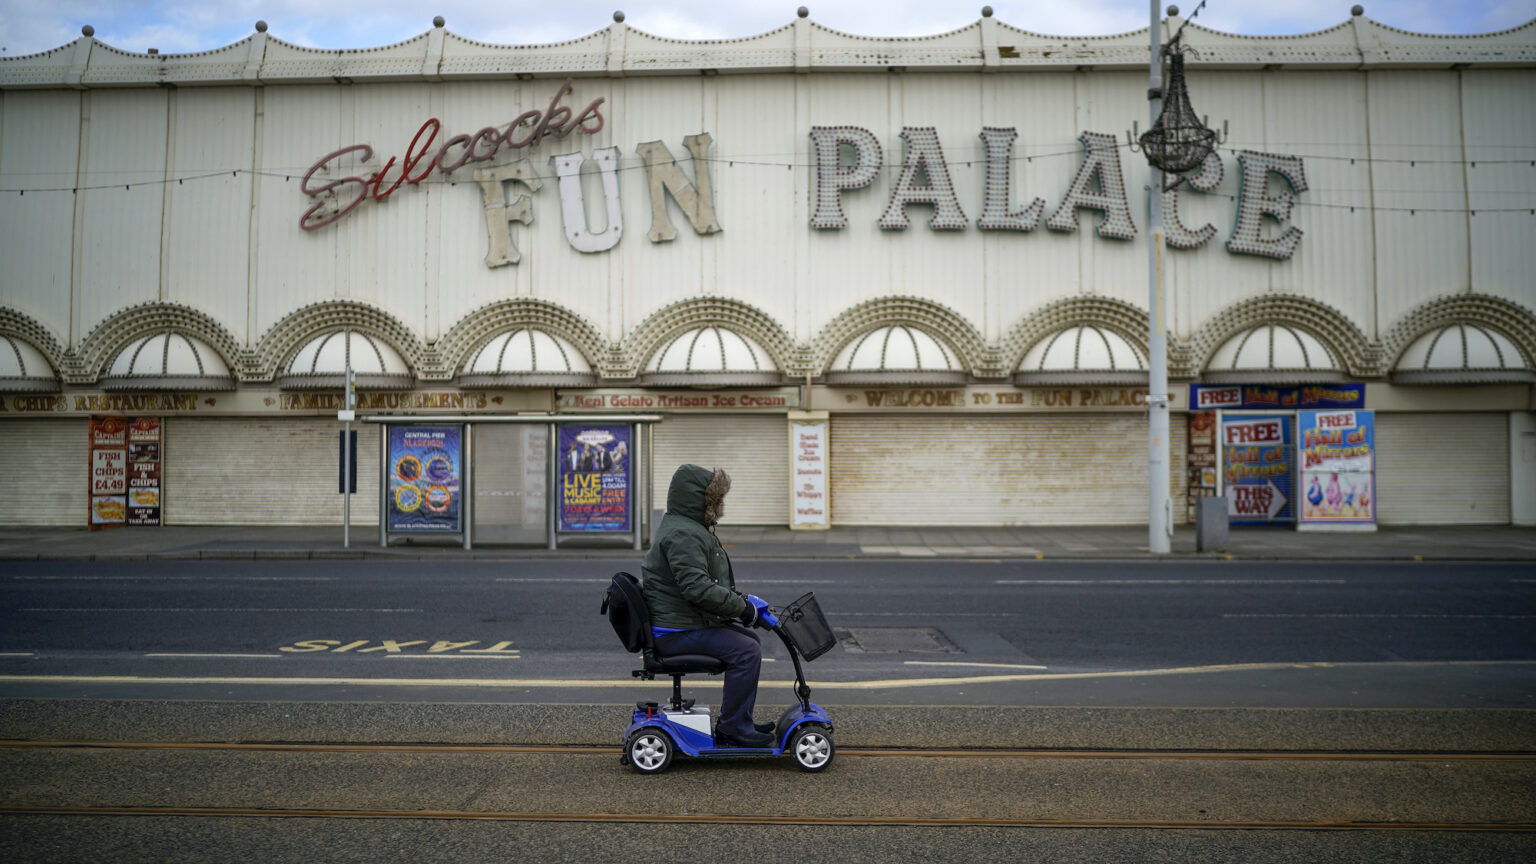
top-left (1137, 2), bottom-right (1219, 554)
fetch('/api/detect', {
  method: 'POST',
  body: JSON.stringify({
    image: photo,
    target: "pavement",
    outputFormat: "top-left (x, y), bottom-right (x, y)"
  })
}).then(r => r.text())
top-left (1, 522), bottom-right (1534, 562)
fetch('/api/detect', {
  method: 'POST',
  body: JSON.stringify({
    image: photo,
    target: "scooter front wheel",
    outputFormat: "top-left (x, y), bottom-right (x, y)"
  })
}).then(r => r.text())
top-left (625, 728), bottom-right (674, 774)
top-left (788, 725), bottom-right (834, 773)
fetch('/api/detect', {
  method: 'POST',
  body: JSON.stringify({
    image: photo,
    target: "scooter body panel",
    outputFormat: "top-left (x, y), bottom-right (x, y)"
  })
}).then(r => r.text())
top-left (625, 700), bottom-right (832, 759)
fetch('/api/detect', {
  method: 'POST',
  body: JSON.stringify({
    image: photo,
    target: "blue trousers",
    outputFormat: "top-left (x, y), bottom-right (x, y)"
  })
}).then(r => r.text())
top-left (653, 623), bottom-right (762, 739)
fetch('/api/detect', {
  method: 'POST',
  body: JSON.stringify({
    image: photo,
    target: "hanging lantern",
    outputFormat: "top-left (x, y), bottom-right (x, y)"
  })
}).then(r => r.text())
top-left (1138, 49), bottom-right (1217, 175)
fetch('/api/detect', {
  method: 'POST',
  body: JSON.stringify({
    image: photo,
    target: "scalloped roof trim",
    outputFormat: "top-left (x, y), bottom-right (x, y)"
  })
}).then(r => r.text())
top-left (625, 21), bottom-right (796, 47)
top-left (11, 14), bottom-right (1536, 63)
top-left (262, 31), bottom-right (430, 56)
top-left (87, 36), bottom-right (255, 60)
top-left (810, 19), bottom-right (981, 44)
top-left (441, 27), bottom-right (609, 52)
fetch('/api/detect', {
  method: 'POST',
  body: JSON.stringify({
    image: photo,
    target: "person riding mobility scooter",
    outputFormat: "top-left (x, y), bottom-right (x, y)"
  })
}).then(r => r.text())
top-left (601, 464), bottom-right (836, 774)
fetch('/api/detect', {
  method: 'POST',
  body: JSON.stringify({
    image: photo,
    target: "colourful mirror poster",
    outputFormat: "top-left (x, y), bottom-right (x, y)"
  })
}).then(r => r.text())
top-left (557, 424), bottom-right (631, 533)
top-left (387, 425), bottom-right (463, 532)
top-left (1299, 409), bottom-right (1375, 525)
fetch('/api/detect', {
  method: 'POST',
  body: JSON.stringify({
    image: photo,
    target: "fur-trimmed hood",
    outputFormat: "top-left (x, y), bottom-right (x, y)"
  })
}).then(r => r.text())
top-left (665, 463), bottom-right (731, 527)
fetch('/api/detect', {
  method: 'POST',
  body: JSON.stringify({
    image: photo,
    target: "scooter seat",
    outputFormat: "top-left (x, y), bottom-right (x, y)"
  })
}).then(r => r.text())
top-left (646, 653), bottom-right (726, 675)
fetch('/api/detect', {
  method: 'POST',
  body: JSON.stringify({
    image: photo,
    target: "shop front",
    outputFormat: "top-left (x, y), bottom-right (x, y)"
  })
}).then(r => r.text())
top-left (2, 11), bottom-right (1533, 532)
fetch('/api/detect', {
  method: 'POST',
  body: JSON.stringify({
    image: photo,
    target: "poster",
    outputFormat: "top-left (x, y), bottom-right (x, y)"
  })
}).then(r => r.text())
top-left (1186, 411), bottom-right (1219, 522)
top-left (387, 425), bottom-right (463, 532)
top-left (1222, 413), bottom-right (1294, 525)
top-left (88, 415), bottom-right (128, 528)
top-left (557, 424), bottom-right (631, 533)
top-left (126, 416), bottom-right (163, 526)
top-left (1299, 410), bottom-right (1375, 524)
top-left (791, 419), bottom-right (828, 528)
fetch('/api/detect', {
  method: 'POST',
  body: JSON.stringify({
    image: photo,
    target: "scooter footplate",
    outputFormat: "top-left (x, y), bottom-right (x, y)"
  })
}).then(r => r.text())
top-left (697, 747), bottom-right (776, 756)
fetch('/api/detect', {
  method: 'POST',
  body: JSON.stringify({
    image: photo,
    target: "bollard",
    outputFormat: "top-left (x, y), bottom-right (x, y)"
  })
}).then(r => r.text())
top-left (1196, 496), bottom-right (1228, 552)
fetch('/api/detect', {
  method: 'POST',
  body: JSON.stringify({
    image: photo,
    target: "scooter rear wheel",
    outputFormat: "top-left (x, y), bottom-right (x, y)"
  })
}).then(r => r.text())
top-left (789, 725), bottom-right (834, 772)
top-left (625, 728), bottom-right (674, 774)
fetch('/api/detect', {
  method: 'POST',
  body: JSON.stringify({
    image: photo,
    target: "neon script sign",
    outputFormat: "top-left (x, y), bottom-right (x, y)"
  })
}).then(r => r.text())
top-left (300, 78), bottom-right (605, 231)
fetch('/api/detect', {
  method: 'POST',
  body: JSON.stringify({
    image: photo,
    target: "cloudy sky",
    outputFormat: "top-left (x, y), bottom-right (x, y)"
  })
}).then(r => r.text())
top-left (1, 0), bottom-right (1532, 58)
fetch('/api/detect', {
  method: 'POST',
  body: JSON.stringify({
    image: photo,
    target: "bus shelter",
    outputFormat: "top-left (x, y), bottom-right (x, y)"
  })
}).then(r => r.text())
top-left (365, 415), bottom-right (662, 551)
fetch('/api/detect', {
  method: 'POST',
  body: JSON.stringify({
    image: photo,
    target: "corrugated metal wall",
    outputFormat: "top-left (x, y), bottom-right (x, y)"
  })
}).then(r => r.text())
top-left (829, 414), bottom-right (1189, 526)
top-left (9, 66), bottom-right (1528, 357)
top-left (0, 91), bottom-right (80, 342)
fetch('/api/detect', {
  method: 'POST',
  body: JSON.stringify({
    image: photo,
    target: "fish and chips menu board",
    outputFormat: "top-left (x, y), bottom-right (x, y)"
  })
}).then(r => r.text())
top-left (126, 417), bottom-right (163, 526)
top-left (89, 415), bottom-right (163, 528)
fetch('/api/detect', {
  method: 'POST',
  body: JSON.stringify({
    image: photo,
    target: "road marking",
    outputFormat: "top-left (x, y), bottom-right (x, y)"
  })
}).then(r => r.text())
top-left (144, 653), bottom-right (284, 658)
top-left (12, 662), bottom-right (1518, 691)
top-left (904, 661), bottom-right (1048, 670)
top-left (21, 608), bottom-right (423, 613)
top-left (385, 654), bottom-right (521, 659)
top-left (833, 612), bottom-right (1017, 617)
top-left (8, 576), bottom-right (336, 582)
top-left (0, 653), bottom-right (36, 658)
top-left (1223, 613), bottom-right (1535, 620)
top-left (997, 579), bottom-right (1346, 585)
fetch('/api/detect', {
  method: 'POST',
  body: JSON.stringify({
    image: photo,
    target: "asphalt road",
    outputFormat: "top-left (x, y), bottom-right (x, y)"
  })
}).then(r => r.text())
top-left (1, 558), bottom-right (1533, 707)
top-left (4, 558), bottom-right (1534, 861)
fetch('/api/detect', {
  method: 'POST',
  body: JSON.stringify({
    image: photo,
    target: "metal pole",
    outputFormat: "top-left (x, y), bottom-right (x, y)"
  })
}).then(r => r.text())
top-left (1147, 1), bottom-right (1172, 554)
top-left (343, 419), bottom-right (351, 548)
top-left (379, 424), bottom-right (388, 548)
top-left (547, 422), bottom-right (558, 551)
top-left (343, 364), bottom-right (354, 549)
top-left (462, 423), bottom-right (473, 550)
top-left (631, 422), bottom-right (642, 552)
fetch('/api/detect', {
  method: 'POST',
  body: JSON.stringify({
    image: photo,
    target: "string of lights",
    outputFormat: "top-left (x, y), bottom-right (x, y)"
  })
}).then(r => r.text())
top-left (2, 144), bottom-right (1531, 217)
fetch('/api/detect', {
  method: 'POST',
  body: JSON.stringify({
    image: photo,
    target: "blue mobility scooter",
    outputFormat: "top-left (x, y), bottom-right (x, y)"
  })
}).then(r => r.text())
top-left (602, 572), bottom-right (837, 774)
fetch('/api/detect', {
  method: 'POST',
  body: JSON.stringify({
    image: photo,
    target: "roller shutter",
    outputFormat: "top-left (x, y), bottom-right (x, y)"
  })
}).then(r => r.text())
top-left (1376, 412), bottom-right (1509, 525)
top-left (164, 417), bottom-right (380, 525)
top-left (650, 414), bottom-right (787, 525)
top-left (0, 419), bottom-right (87, 526)
top-left (829, 414), bottom-right (1188, 526)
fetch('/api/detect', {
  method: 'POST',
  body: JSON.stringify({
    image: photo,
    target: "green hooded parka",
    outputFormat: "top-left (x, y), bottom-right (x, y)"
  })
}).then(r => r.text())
top-left (641, 464), bottom-right (750, 630)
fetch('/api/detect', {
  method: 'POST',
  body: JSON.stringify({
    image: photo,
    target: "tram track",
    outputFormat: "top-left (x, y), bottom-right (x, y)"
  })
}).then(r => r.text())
top-left (2, 804), bottom-right (1534, 833)
top-left (6, 739), bottom-right (1534, 838)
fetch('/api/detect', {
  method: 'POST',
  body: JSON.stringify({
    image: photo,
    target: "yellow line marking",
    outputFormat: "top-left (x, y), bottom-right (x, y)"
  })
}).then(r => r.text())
top-left (0, 662), bottom-right (1500, 691)
top-left (904, 661), bottom-right (1049, 670)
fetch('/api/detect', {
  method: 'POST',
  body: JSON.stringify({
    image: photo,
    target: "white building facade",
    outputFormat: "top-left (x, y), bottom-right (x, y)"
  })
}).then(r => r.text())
top-left (1, 10), bottom-right (1533, 532)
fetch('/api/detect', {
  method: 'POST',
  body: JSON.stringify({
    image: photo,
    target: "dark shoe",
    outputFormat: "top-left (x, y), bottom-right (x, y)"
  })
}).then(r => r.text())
top-left (715, 728), bottom-right (774, 748)
top-left (754, 721), bottom-right (776, 734)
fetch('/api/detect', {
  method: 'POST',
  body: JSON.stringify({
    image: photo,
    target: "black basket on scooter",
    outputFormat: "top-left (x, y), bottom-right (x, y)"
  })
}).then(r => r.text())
top-left (779, 592), bottom-right (837, 661)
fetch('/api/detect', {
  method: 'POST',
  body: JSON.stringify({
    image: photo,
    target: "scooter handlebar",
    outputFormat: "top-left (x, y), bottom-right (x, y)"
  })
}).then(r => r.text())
top-left (745, 594), bottom-right (779, 629)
